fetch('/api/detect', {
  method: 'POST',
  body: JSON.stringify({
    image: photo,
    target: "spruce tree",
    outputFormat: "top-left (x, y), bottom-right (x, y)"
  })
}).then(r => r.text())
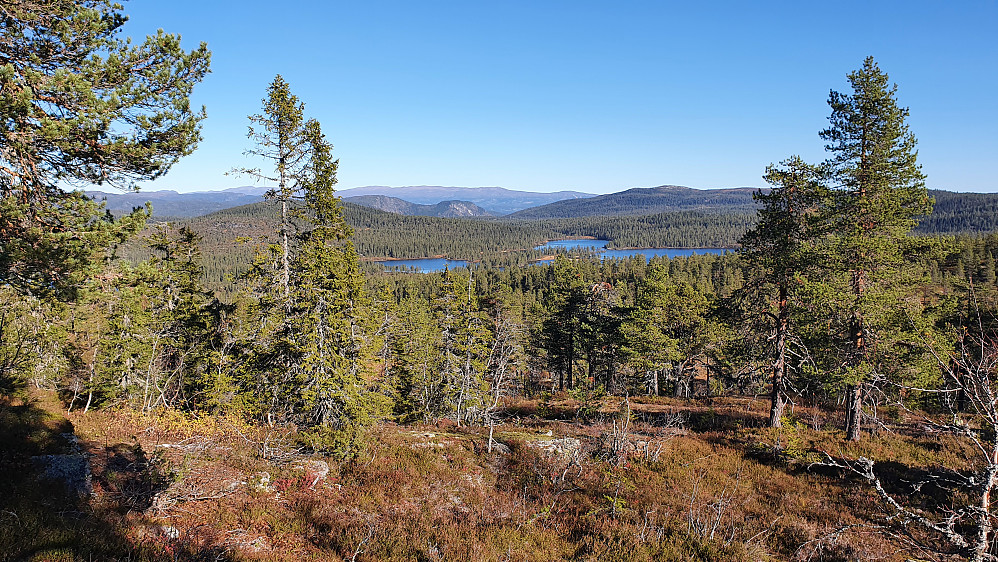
top-left (236, 77), bottom-right (380, 452)
top-left (291, 119), bottom-right (383, 446)
top-left (387, 293), bottom-right (442, 422)
top-left (234, 75), bottom-right (309, 304)
top-left (431, 267), bottom-right (491, 424)
top-left (622, 268), bottom-right (712, 399)
top-left (541, 257), bottom-right (589, 390)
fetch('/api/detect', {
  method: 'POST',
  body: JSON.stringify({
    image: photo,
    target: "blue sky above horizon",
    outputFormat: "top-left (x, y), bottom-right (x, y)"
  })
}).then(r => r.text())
top-left (123, 0), bottom-right (997, 194)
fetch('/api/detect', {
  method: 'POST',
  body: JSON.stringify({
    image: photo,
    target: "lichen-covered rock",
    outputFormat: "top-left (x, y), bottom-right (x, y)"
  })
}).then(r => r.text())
top-left (32, 454), bottom-right (92, 497)
top-left (294, 459), bottom-right (330, 488)
top-left (528, 437), bottom-right (582, 457)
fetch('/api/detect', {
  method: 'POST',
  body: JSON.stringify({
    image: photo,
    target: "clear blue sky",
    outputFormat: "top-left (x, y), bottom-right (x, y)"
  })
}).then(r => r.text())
top-left (122, 0), bottom-right (997, 194)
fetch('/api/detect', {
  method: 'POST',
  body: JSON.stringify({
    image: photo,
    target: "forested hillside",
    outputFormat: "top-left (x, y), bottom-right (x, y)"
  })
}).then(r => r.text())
top-left (915, 189), bottom-right (998, 234)
top-left (171, 189), bottom-right (992, 292)
top-left (338, 185), bottom-right (595, 214)
top-left (506, 185), bottom-right (762, 218)
top-left (343, 194), bottom-right (494, 217)
top-left (158, 201), bottom-right (758, 290)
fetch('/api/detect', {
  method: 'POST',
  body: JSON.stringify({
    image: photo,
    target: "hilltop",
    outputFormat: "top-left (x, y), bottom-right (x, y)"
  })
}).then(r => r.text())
top-left (507, 185), bottom-right (763, 219)
top-left (343, 194), bottom-right (494, 217)
top-left (337, 185), bottom-right (595, 215)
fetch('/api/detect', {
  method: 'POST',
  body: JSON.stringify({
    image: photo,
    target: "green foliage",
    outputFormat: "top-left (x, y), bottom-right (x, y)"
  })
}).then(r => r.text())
top-left (380, 268), bottom-right (493, 423)
top-left (737, 156), bottom-right (827, 425)
top-left (0, 287), bottom-right (56, 395)
top-left (1, 193), bottom-right (148, 301)
top-left (143, 226), bottom-right (234, 412)
top-left (623, 271), bottom-right (714, 397)
top-left (0, 0), bottom-right (210, 192)
top-left (42, 226), bottom-right (230, 414)
top-left (775, 417), bottom-right (818, 464)
top-left (0, 0), bottom-right (209, 300)
top-left (569, 384), bottom-right (606, 420)
top-left (538, 257), bottom-right (591, 390)
top-left (227, 77), bottom-right (385, 450)
top-left (784, 57), bottom-right (938, 439)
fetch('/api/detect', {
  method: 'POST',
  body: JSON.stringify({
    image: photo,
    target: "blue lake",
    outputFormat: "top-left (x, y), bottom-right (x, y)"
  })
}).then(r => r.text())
top-left (374, 240), bottom-right (730, 273)
top-left (535, 239), bottom-right (729, 263)
top-left (375, 258), bottom-right (468, 273)
top-left (535, 239), bottom-right (609, 251)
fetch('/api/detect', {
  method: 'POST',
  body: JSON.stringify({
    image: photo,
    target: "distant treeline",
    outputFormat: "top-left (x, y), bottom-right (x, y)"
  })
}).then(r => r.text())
top-left (536, 211), bottom-right (756, 249)
top-left (166, 201), bottom-right (757, 258)
top-left (122, 190), bottom-right (998, 297)
top-left (344, 203), bottom-right (559, 258)
top-left (915, 190), bottom-right (998, 234)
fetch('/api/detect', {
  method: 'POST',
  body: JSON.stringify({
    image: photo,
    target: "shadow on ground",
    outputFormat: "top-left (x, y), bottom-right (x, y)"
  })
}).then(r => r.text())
top-left (0, 393), bottom-right (222, 561)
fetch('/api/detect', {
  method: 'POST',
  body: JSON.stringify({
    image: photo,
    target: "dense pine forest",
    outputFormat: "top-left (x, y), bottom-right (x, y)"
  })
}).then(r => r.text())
top-left (162, 201), bottom-right (758, 292)
top-left (3, 2), bottom-right (998, 561)
top-left (152, 189), bottom-right (998, 297)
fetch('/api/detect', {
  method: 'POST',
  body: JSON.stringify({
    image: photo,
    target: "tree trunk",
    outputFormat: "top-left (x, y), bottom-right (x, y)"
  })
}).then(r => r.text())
top-left (704, 355), bottom-right (710, 398)
top-left (770, 388), bottom-right (786, 429)
top-left (672, 364), bottom-right (687, 399)
top-left (587, 355), bottom-right (594, 391)
top-left (957, 368), bottom-right (967, 413)
top-left (281, 197), bottom-right (289, 301)
top-left (968, 444), bottom-right (998, 561)
top-left (769, 283), bottom-right (789, 428)
top-left (845, 383), bottom-right (863, 441)
top-left (566, 328), bottom-right (574, 390)
top-left (845, 270), bottom-right (867, 440)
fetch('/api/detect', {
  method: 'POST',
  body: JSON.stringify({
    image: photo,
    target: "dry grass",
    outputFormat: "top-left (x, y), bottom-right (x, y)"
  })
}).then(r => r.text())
top-left (0, 391), bottom-right (975, 561)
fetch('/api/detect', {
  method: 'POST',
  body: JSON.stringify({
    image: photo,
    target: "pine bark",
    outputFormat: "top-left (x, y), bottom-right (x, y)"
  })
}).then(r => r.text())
top-left (845, 383), bottom-right (863, 441)
top-left (769, 284), bottom-right (789, 427)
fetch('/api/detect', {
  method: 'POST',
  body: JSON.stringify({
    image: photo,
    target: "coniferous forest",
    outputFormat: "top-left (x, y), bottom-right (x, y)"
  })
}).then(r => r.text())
top-left (2, 3), bottom-right (998, 561)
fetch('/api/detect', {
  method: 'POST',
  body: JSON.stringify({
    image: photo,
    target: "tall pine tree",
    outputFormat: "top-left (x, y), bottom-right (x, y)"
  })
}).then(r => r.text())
top-left (739, 156), bottom-right (826, 427)
top-left (0, 0), bottom-right (210, 301)
top-left (819, 57), bottom-right (933, 440)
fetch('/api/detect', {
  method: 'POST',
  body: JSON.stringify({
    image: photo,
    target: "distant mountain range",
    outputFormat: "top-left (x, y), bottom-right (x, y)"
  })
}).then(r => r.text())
top-left (86, 185), bottom-right (269, 218)
top-left (84, 184), bottom-right (998, 235)
top-left (342, 195), bottom-right (493, 217)
top-left (87, 184), bottom-right (593, 218)
top-left (336, 186), bottom-right (594, 215)
top-left (507, 185), bottom-right (763, 219)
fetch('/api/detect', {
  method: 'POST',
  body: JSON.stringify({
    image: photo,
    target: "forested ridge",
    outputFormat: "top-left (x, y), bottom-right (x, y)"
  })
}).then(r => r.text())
top-left (154, 201), bottom-right (759, 291)
top-left (3, 3), bottom-right (998, 559)
top-left (506, 185), bottom-right (762, 219)
top-left (342, 194), bottom-right (494, 217)
top-left (156, 190), bottom-right (989, 295)
top-left (915, 189), bottom-right (998, 234)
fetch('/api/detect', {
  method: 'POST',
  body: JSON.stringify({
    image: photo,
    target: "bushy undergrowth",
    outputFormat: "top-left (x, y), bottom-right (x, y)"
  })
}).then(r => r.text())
top-left (0, 391), bottom-right (976, 561)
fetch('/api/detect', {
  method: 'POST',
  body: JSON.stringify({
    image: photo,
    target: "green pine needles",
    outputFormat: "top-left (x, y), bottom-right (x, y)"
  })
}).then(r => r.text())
top-left (739, 56), bottom-right (935, 440)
